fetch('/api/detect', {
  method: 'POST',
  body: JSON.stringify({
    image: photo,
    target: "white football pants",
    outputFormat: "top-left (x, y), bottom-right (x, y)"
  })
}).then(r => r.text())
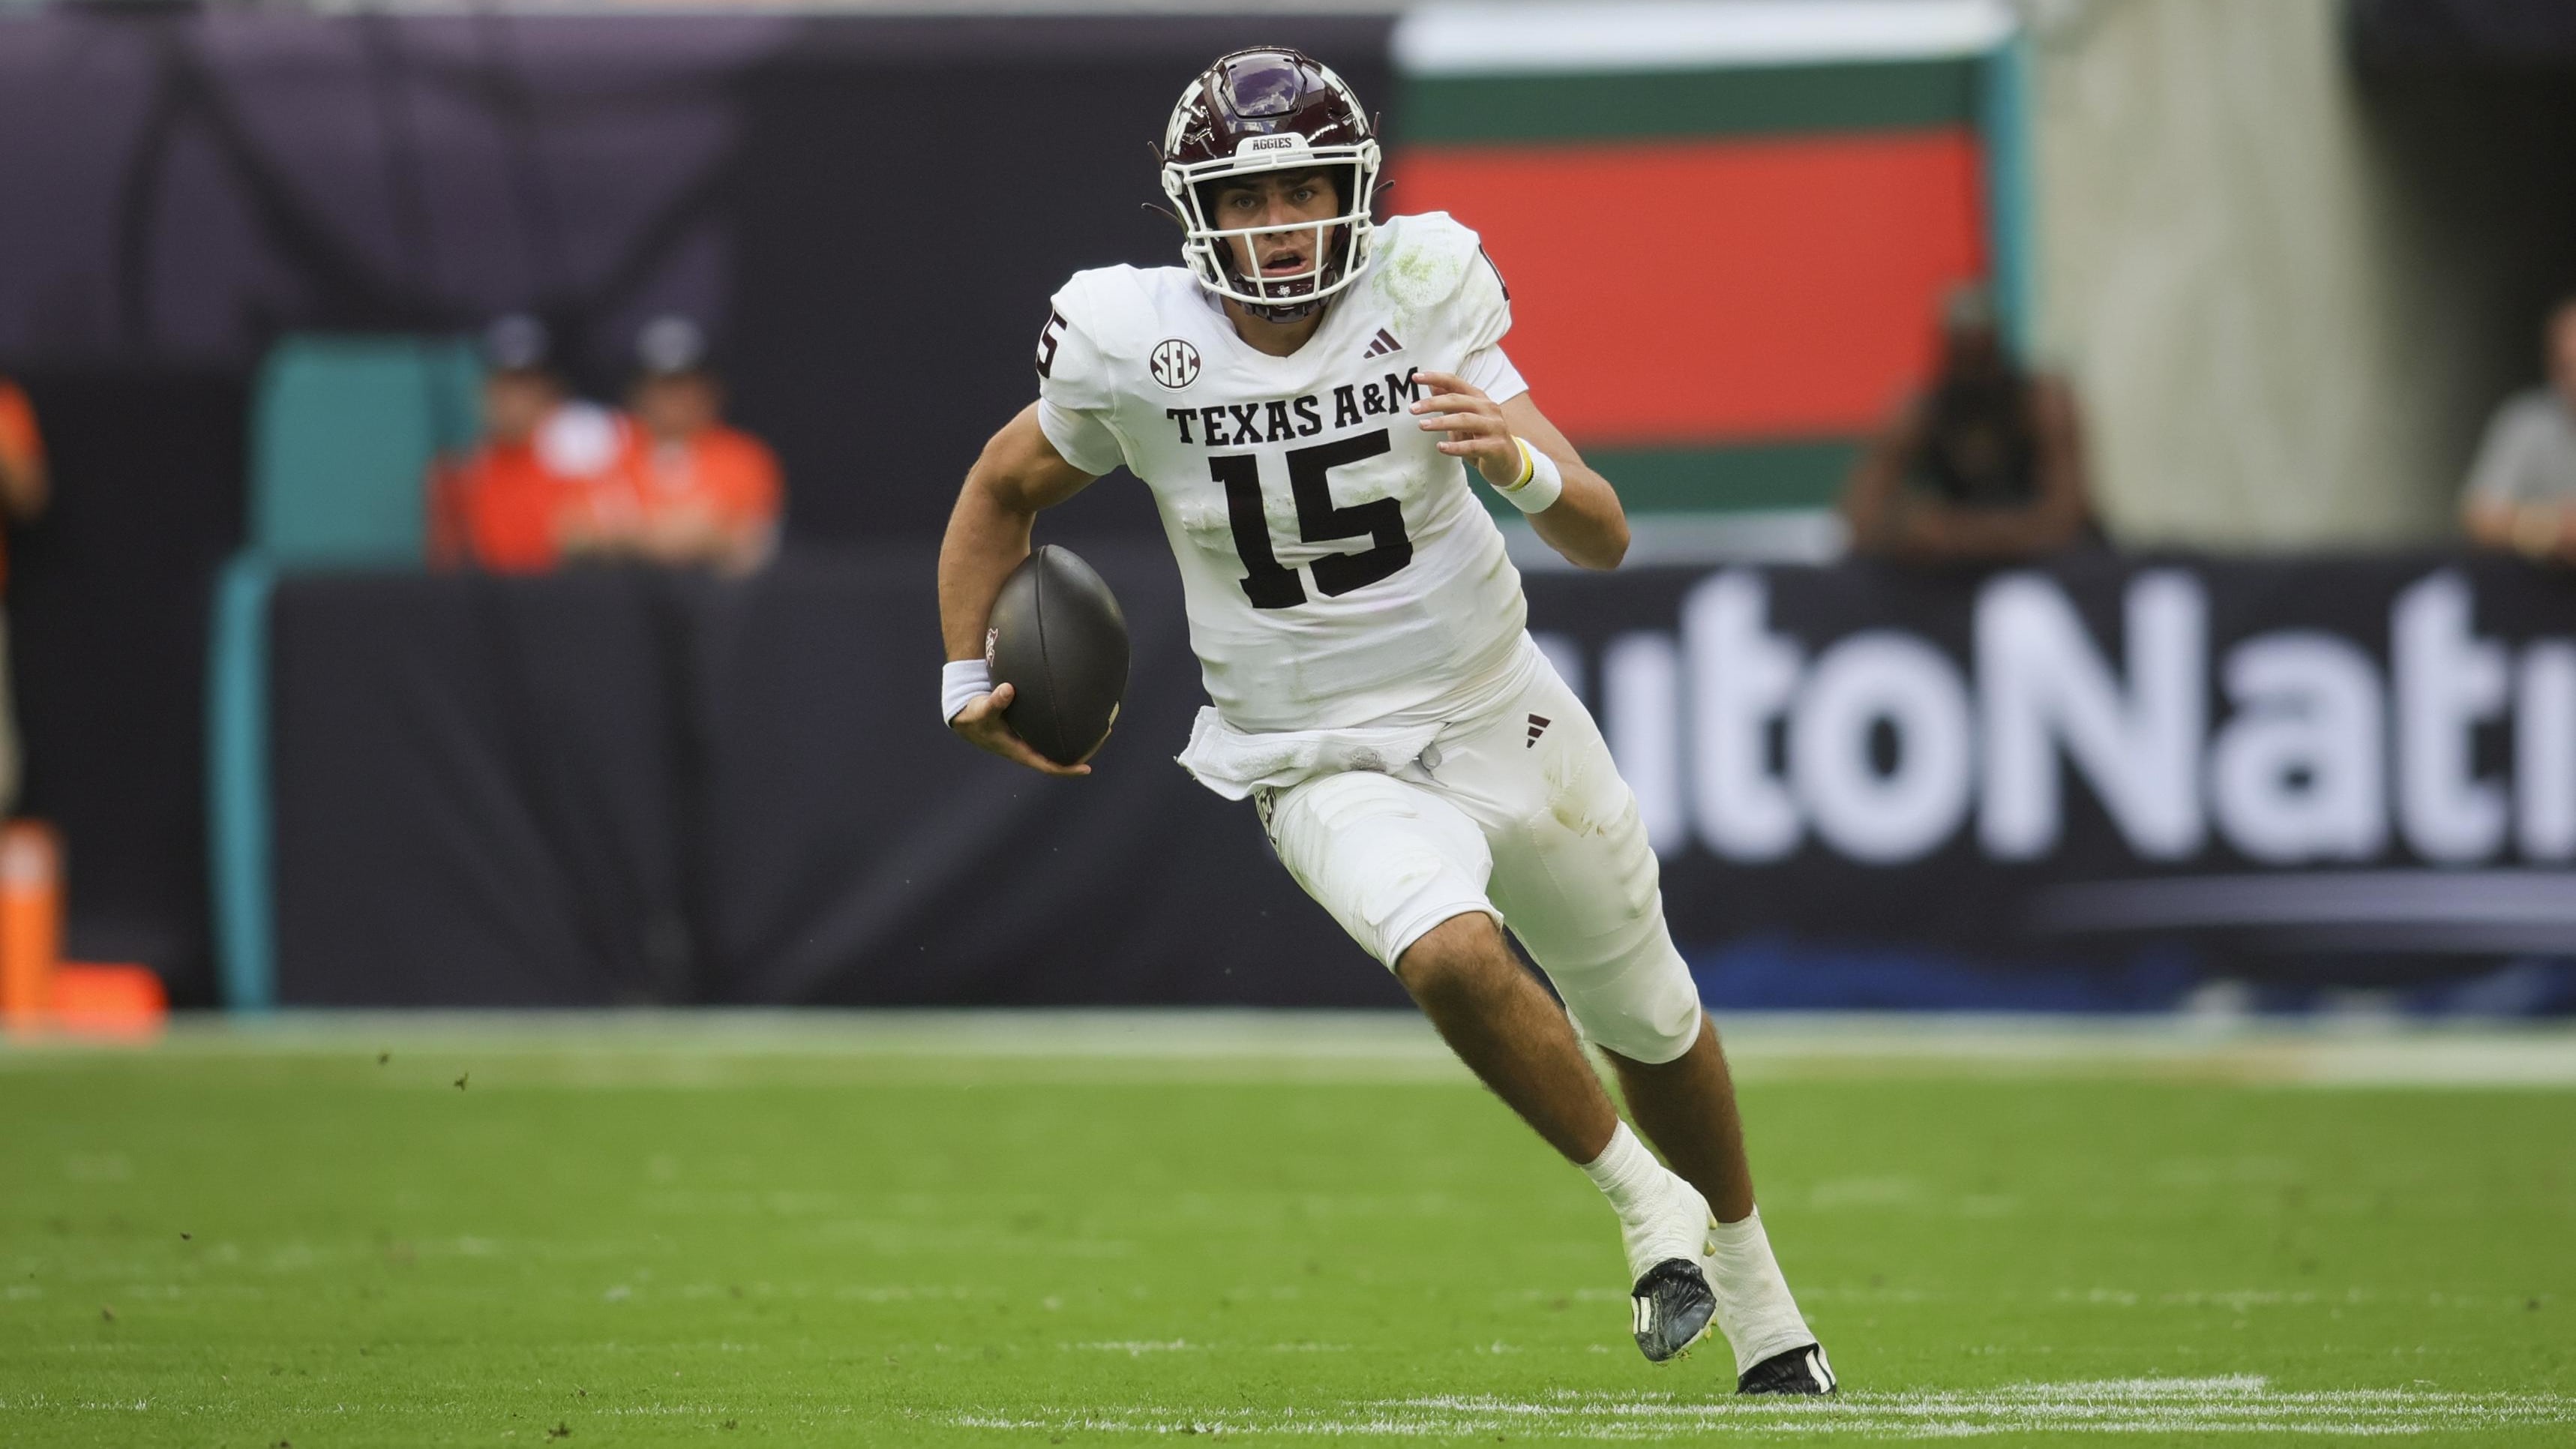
top-left (1256, 653), bottom-right (1704, 1065)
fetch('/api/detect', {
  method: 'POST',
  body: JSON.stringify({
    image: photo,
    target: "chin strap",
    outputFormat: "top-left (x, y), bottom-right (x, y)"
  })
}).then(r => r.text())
top-left (1240, 295), bottom-right (1324, 322)
top-left (1223, 251), bottom-right (1330, 321)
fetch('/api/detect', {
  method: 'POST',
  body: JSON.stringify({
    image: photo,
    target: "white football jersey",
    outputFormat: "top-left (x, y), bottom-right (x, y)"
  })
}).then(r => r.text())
top-left (1036, 212), bottom-right (1534, 734)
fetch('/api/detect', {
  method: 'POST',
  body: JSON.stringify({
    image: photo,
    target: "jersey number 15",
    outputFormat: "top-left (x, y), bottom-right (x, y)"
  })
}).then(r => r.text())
top-left (1214, 430), bottom-right (1413, 609)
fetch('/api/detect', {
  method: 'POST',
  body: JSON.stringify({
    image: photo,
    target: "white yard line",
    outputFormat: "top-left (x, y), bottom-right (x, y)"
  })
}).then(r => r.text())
top-left (956, 1376), bottom-right (2575, 1439)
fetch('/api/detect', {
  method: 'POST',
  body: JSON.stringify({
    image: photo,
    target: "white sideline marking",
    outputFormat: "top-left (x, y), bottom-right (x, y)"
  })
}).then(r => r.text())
top-left (13, 1010), bottom-right (2575, 1089)
top-left (955, 1376), bottom-right (2576, 1439)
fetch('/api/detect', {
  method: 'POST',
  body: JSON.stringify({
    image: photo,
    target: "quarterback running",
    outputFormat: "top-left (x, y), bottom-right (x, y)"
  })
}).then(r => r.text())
top-left (936, 46), bottom-right (1833, 1392)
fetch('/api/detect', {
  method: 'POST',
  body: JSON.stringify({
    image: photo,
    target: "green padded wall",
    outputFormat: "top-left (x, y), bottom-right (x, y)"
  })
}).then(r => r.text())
top-left (248, 335), bottom-right (480, 563)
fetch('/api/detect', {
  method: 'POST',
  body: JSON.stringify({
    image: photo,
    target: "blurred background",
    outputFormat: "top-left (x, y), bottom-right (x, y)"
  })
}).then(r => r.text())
top-left (0, 0), bottom-right (2571, 1024)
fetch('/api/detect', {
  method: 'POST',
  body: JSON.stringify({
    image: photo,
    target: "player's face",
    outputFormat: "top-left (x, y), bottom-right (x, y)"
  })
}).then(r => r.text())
top-left (1210, 170), bottom-right (1341, 287)
top-left (631, 374), bottom-right (723, 442)
top-left (1942, 318), bottom-right (2003, 377)
top-left (482, 371), bottom-right (562, 446)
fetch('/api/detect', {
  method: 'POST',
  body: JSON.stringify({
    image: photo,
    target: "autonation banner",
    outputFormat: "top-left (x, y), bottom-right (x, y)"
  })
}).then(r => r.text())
top-left (1520, 553), bottom-right (2576, 979)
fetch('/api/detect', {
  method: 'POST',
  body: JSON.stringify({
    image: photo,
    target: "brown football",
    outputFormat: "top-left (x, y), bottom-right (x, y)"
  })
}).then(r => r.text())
top-left (985, 544), bottom-right (1130, 767)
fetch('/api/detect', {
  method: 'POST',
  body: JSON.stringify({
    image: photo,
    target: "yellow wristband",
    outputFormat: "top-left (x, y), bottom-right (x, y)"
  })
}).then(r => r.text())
top-left (1497, 438), bottom-right (1564, 514)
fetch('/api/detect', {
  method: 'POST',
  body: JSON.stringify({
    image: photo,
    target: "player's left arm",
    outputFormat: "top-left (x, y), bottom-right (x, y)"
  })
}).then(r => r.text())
top-left (1411, 372), bottom-right (1628, 570)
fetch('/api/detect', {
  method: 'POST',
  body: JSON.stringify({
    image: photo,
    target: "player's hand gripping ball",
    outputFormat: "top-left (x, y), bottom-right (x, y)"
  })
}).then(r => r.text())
top-left (982, 544), bottom-right (1130, 770)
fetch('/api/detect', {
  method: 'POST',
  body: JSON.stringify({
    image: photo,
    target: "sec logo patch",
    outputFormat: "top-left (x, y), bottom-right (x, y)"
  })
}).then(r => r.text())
top-left (1149, 338), bottom-right (1201, 390)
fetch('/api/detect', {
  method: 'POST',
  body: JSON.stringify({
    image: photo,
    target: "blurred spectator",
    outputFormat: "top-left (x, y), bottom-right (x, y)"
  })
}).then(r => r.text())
top-left (559, 317), bottom-right (781, 575)
top-left (430, 316), bottom-right (628, 573)
top-left (0, 376), bottom-right (43, 813)
top-left (2461, 296), bottom-right (2576, 564)
top-left (1841, 286), bottom-right (2095, 562)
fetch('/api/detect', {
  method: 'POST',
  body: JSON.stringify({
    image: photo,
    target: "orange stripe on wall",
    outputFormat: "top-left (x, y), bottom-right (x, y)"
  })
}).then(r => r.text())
top-left (1393, 130), bottom-right (1986, 447)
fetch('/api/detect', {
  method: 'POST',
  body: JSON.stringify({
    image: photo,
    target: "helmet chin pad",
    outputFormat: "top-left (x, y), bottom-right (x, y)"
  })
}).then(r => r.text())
top-left (1240, 295), bottom-right (1324, 322)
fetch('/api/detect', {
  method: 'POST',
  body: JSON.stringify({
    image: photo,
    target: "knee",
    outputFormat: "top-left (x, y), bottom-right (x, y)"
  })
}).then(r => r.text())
top-left (1555, 952), bottom-right (1705, 1066)
top-left (1592, 1007), bottom-right (1707, 1069)
top-left (1393, 911), bottom-right (1511, 1004)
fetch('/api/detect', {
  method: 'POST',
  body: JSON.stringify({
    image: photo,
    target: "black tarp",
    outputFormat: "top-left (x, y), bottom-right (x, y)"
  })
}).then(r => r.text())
top-left (10, 372), bottom-right (246, 998)
top-left (267, 546), bottom-right (1399, 1008)
top-left (2350, 0), bottom-right (2576, 64)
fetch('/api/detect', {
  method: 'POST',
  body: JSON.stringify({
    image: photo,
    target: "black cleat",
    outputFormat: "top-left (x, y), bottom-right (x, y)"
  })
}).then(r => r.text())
top-left (1737, 1342), bottom-right (1837, 1395)
top-left (1629, 1258), bottom-right (1716, 1363)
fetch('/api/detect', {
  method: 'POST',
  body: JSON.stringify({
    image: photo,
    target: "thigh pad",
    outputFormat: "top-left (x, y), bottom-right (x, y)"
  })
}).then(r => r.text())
top-left (1264, 770), bottom-right (1497, 970)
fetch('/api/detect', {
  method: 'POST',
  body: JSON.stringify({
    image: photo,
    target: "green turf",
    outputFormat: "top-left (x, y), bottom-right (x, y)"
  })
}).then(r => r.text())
top-left (1, 1016), bottom-right (2571, 1445)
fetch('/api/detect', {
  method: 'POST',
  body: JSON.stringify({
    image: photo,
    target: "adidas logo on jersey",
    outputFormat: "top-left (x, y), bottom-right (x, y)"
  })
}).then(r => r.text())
top-left (1526, 715), bottom-right (1552, 748)
top-left (1360, 328), bottom-right (1403, 360)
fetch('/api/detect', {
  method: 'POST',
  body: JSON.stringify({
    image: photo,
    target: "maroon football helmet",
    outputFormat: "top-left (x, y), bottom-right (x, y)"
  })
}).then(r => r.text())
top-left (1158, 48), bottom-right (1382, 320)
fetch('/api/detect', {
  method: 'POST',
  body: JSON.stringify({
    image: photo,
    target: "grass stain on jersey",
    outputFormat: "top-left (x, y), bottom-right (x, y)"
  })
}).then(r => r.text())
top-left (1372, 231), bottom-right (1470, 318)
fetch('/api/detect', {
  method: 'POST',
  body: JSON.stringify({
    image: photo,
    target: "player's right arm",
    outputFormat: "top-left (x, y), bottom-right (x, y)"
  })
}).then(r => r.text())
top-left (1839, 398), bottom-right (1927, 556)
top-left (937, 404), bottom-right (1099, 777)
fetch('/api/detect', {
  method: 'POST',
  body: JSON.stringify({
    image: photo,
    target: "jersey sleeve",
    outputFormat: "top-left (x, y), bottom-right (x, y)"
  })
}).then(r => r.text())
top-left (1453, 237), bottom-right (1514, 360)
top-left (1459, 344), bottom-right (1528, 406)
top-left (1033, 279), bottom-right (1128, 478)
top-left (1442, 226), bottom-right (1523, 401)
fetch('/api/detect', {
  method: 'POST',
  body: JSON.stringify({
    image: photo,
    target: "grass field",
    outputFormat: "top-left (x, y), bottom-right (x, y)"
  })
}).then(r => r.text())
top-left (2, 1011), bottom-right (2572, 1445)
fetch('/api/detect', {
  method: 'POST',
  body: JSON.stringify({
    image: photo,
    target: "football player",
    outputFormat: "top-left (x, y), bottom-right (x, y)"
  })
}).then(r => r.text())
top-left (936, 47), bottom-right (1832, 1393)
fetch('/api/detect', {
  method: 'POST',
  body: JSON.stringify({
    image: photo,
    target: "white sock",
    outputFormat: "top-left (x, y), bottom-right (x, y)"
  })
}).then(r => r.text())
top-left (1582, 1122), bottom-right (1707, 1279)
top-left (1578, 1120), bottom-right (1663, 1219)
top-left (1704, 1207), bottom-right (1816, 1375)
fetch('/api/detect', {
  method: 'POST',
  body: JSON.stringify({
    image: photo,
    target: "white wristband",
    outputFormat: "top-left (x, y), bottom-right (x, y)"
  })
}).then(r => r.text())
top-left (942, 658), bottom-right (992, 724)
top-left (1496, 437), bottom-right (1564, 514)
